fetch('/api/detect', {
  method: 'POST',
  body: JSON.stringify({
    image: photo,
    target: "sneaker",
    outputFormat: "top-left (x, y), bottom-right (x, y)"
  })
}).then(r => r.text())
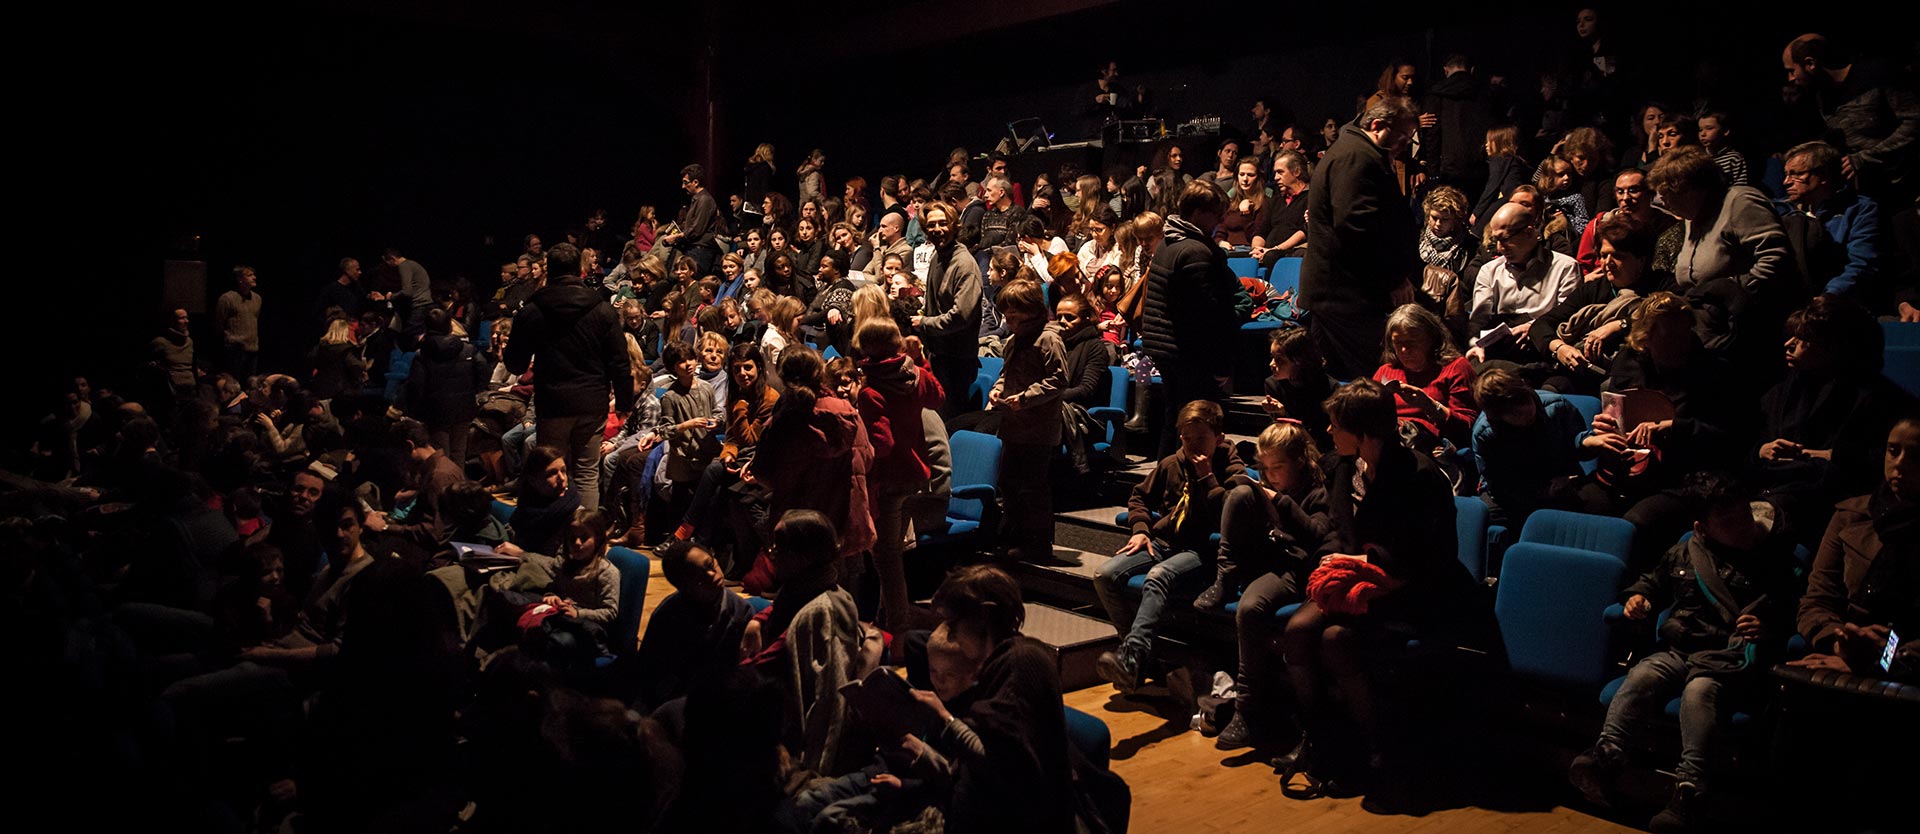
top-left (1648, 780), bottom-right (1701, 833)
top-left (1568, 744), bottom-right (1624, 808)
top-left (1096, 649), bottom-right (1141, 696)
top-left (1215, 710), bottom-right (1256, 750)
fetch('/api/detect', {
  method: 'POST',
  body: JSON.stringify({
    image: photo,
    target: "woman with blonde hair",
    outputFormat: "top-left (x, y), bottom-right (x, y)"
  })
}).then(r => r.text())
top-left (1115, 210), bottom-right (1164, 286)
top-left (1472, 125), bottom-right (1528, 236)
top-left (307, 315), bottom-right (363, 401)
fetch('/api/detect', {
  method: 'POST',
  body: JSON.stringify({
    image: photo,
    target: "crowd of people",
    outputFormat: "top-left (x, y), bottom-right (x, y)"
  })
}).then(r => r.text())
top-left (10, 13), bottom-right (1919, 834)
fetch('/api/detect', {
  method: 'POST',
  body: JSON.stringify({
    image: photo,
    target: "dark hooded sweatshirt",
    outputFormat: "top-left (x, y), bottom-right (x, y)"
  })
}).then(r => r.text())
top-left (504, 278), bottom-right (635, 418)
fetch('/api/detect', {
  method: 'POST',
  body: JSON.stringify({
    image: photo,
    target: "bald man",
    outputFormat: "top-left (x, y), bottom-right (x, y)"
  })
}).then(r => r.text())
top-left (1465, 202), bottom-right (1582, 365)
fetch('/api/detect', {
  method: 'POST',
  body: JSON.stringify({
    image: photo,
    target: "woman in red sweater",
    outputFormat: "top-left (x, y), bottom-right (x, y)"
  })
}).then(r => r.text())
top-left (853, 317), bottom-right (945, 633)
top-left (1372, 304), bottom-right (1478, 451)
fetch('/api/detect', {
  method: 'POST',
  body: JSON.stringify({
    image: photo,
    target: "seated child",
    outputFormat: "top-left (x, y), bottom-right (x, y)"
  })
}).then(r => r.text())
top-left (1568, 474), bottom-right (1797, 832)
top-left (1208, 421), bottom-right (1332, 750)
top-left (1262, 328), bottom-right (1337, 453)
top-left (1469, 367), bottom-right (1588, 529)
top-left (535, 507), bottom-right (624, 655)
top-left (629, 539), bottom-right (754, 711)
top-left (1094, 400), bottom-right (1247, 694)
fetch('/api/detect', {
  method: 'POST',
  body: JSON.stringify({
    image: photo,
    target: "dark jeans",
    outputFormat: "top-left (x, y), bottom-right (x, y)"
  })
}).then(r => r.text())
top-left (223, 344), bottom-right (258, 380)
top-left (1308, 308), bottom-right (1387, 382)
top-left (1236, 569), bottom-right (1305, 718)
top-left (682, 457), bottom-right (738, 538)
top-left (1597, 649), bottom-right (1727, 783)
top-left (1000, 441), bottom-right (1053, 558)
top-left (931, 352), bottom-right (979, 418)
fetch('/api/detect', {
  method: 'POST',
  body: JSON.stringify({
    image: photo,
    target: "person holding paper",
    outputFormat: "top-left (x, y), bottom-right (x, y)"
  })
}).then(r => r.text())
top-left (1531, 212), bottom-right (1676, 394)
top-left (1560, 292), bottom-right (1751, 571)
top-left (1464, 202), bottom-right (1583, 368)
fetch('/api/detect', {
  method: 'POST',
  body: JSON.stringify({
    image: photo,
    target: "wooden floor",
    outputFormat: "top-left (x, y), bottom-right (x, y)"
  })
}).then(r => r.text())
top-left (628, 569), bottom-right (1638, 834)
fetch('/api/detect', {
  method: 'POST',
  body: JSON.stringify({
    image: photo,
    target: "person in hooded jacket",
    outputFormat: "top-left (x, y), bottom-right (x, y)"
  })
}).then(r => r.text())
top-left (747, 346), bottom-right (876, 584)
top-left (504, 243), bottom-right (636, 510)
top-left (852, 317), bottom-right (945, 633)
top-left (1139, 179), bottom-right (1241, 456)
top-left (405, 307), bottom-right (489, 468)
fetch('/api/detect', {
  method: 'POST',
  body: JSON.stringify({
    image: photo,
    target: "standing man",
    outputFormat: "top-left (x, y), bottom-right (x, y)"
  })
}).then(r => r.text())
top-left (660, 164), bottom-right (722, 278)
top-left (317, 256), bottom-right (382, 324)
top-left (911, 200), bottom-right (983, 417)
top-left (1139, 180), bottom-right (1239, 454)
top-left (215, 265), bottom-right (263, 379)
top-left (1782, 33), bottom-right (1919, 203)
top-left (503, 242), bottom-right (634, 510)
top-left (1300, 97), bottom-right (1422, 379)
top-left (973, 175), bottom-right (1030, 250)
top-left (1423, 54), bottom-right (1497, 196)
top-left (382, 248), bottom-right (433, 340)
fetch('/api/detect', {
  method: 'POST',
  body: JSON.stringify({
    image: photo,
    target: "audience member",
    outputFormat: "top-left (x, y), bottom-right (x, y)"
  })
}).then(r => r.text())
top-left (1302, 97), bottom-right (1422, 379)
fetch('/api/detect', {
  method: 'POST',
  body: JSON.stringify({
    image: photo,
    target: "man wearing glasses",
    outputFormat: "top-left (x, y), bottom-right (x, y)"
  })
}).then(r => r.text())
top-left (660, 164), bottom-right (721, 278)
top-left (1575, 168), bottom-right (1678, 274)
top-left (1772, 141), bottom-right (1884, 300)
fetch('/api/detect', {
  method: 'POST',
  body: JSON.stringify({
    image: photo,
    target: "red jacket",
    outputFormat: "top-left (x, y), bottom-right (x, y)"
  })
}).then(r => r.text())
top-left (752, 392), bottom-right (876, 558)
top-left (1373, 356), bottom-right (1478, 445)
top-left (854, 354), bottom-right (946, 485)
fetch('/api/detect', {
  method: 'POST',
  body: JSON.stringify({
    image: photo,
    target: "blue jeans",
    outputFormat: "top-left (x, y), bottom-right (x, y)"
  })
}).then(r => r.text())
top-left (502, 420), bottom-right (537, 475)
top-left (1598, 648), bottom-right (1727, 783)
top-left (1093, 545), bottom-right (1208, 658)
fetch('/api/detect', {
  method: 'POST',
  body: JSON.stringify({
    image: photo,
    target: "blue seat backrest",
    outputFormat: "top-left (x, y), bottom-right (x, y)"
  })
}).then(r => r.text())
top-left (1454, 496), bottom-right (1489, 581)
top-left (1104, 366), bottom-right (1127, 412)
top-left (1886, 347), bottom-right (1920, 397)
top-left (473, 318), bottom-right (493, 348)
top-left (948, 431), bottom-right (1004, 522)
top-left (1495, 542), bottom-right (1627, 690)
top-left (1883, 321), bottom-right (1920, 348)
top-left (978, 356), bottom-right (1005, 382)
top-left (606, 546), bottom-right (652, 655)
top-left (1227, 257), bottom-right (1259, 279)
top-left (1519, 509), bottom-right (1635, 563)
top-left (490, 498), bottom-right (515, 527)
top-left (821, 345), bottom-right (841, 361)
top-left (1266, 258), bottom-right (1302, 297)
top-left (1562, 395), bottom-right (1602, 475)
top-left (1063, 705), bottom-right (1112, 769)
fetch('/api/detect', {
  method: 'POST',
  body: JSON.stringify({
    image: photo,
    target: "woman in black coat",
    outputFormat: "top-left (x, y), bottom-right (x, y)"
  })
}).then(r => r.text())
top-left (1138, 181), bottom-right (1239, 455)
top-left (1277, 379), bottom-right (1475, 792)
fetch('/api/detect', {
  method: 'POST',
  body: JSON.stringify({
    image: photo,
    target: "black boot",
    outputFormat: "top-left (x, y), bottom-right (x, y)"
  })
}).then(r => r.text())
top-left (1193, 563), bottom-right (1240, 611)
top-left (1096, 647), bottom-right (1142, 696)
top-left (1122, 378), bottom-right (1150, 432)
top-left (1215, 703), bottom-right (1257, 750)
top-left (1274, 733), bottom-right (1323, 799)
top-left (1648, 780), bottom-right (1703, 833)
top-left (1567, 743), bottom-right (1625, 808)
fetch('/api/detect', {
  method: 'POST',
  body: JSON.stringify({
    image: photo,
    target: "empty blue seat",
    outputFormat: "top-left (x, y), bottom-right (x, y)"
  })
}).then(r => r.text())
top-left (1455, 495), bottom-right (1489, 581)
top-left (1063, 706), bottom-right (1112, 769)
top-left (1886, 347), bottom-right (1920, 397)
top-left (473, 318), bottom-right (493, 348)
top-left (1883, 320), bottom-right (1920, 348)
top-left (384, 349), bottom-right (417, 402)
top-left (918, 430), bottom-right (1003, 551)
top-left (1495, 542), bottom-right (1628, 690)
top-left (1227, 257), bottom-right (1259, 278)
top-left (1086, 367), bottom-right (1129, 458)
top-left (821, 344), bottom-right (841, 361)
top-left (1266, 258), bottom-right (1302, 298)
top-left (605, 546), bottom-right (652, 656)
top-left (490, 498), bottom-right (515, 526)
top-left (1518, 509), bottom-right (1635, 564)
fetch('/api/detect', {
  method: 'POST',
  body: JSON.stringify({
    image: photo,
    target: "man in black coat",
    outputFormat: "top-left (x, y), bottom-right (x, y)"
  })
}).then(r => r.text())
top-left (405, 307), bottom-right (489, 468)
top-left (503, 242), bottom-right (635, 509)
top-left (1301, 98), bottom-right (1422, 379)
top-left (1139, 179), bottom-right (1239, 454)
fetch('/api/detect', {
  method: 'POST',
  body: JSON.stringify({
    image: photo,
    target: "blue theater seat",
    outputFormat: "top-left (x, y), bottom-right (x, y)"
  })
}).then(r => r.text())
top-left (917, 430), bottom-right (1003, 553)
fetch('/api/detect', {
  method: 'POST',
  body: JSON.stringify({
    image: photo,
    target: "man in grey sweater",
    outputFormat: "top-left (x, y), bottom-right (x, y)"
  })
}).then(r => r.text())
top-left (383, 248), bottom-right (434, 339)
top-left (911, 200), bottom-right (983, 417)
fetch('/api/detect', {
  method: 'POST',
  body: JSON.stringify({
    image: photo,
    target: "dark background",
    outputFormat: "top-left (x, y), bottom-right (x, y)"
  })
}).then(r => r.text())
top-left (12, 0), bottom-right (1907, 440)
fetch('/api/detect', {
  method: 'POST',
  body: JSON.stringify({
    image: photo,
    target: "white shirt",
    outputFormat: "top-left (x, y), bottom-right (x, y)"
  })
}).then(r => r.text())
top-left (1024, 237), bottom-right (1070, 281)
top-left (1077, 239), bottom-right (1118, 277)
top-left (911, 242), bottom-right (935, 281)
top-left (1471, 249), bottom-right (1582, 326)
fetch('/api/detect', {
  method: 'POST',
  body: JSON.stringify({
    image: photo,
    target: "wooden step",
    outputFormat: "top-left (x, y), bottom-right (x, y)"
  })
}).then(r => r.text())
top-left (1021, 601), bottom-right (1119, 691)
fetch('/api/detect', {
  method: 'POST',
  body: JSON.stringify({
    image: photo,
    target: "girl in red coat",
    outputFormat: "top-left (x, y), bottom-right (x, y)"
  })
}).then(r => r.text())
top-left (853, 318), bottom-right (945, 633)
